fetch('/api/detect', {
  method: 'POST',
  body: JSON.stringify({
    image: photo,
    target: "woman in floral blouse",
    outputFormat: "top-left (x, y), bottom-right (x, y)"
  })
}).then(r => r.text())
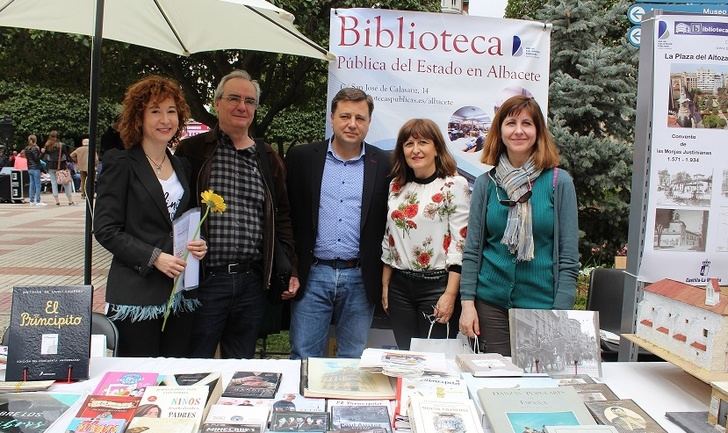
top-left (381, 118), bottom-right (471, 349)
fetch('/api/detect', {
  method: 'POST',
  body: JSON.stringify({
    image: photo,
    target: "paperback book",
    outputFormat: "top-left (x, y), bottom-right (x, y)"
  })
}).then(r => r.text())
top-left (359, 348), bottom-right (449, 376)
top-left (162, 372), bottom-right (222, 418)
top-left (302, 358), bottom-right (395, 400)
top-left (585, 399), bottom-right (668, 433)
top-left (65, 417), bottom-right (127, 433)
top-left (93, 371), bottom-right (160, 397)
top-left (509, 309), bottom-right (602, 378)
top-left (76, 395), bottom-right (141, 423)
top-left (477, 387), bottom-right (596, 433)
top-left (126, 416), bottom-right (198, 433)
top-left (222, 371), bottom-right (282, 399)
top-left (570, 383), bottom-right (619, 402)
top-left (6, 285), bottom-right (92, 381)
top-left (455, 353), bottom-right (523, 377)
top-left (269, 393), bottom-right (326, 412)
top-left (544, 426), bottom-right (618, 433)
top-left (205, 404), bottom-right (271, 430)
top-left (138, 385), bottom-right (208, 431)
top-left (201, 423), bottom-right (263, 433)
top-left (394, 376), bottom-right (468, 419)
top-left (327, 399), bottom-right (395, 424)
top-left (0, 392), bottom-right (81, 433)
top-left (270, 411), bottom-right (329, 432)
top-left (549, 374), bottom-right (596, 386)
top-left (330, 404), bottom-right (392, 433)
top-left (407, 397), bottom-right (484, 433)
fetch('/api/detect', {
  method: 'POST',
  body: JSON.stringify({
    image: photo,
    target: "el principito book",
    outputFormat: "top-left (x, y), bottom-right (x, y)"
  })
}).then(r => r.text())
top-left (5, 285), bottom-right (92, 381)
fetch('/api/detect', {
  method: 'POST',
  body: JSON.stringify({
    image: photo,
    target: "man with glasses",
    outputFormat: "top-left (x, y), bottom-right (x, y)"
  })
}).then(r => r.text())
top-left (285, 87), bottom-right (391, 359)
top-left (176, 70), bottom-right (298, 358)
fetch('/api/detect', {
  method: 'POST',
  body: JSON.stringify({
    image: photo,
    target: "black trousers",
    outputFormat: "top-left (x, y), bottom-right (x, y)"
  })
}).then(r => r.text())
top-left (388, 270), bottom-right (460, 350)
top-left (474, 299), bottom-right (511, 356)
top-left (110, 309), bottom-right (193, 357)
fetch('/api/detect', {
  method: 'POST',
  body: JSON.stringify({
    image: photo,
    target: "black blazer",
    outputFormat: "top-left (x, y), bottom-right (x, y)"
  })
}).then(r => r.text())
top-left (285, 140), bottom-right (391, 304)
top-left (94, 146), bottom-right (192, 306)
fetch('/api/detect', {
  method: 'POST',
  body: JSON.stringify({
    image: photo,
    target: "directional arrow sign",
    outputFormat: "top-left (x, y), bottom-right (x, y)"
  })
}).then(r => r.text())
top-left (628, 4), bottom-right (646, 24)
top-left (627, 26), bottom-right (642, 47)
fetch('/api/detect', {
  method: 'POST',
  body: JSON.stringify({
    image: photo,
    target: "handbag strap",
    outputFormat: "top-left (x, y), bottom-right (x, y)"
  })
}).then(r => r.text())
top-left (426, 319), bottom-right (450, 339)
top-left (56, 145), bottom-right (63, 170)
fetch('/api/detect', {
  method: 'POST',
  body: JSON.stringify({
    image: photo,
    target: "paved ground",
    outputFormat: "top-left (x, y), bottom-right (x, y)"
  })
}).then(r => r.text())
top-left (0, 192), bottom-right (111, 336)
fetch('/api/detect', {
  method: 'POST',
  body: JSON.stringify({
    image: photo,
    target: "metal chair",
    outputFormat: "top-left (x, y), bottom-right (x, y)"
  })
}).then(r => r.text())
top-left (91, 312), bottom-right (119, 357)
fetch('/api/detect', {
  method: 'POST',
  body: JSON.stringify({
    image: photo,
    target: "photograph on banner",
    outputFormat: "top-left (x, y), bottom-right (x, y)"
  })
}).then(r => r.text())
top-left (638, 13), bottom-right (728, 284)
top-left (668, 63), bottom-right (728, 129)
top-left (326, 8), bottom-right (551, 180)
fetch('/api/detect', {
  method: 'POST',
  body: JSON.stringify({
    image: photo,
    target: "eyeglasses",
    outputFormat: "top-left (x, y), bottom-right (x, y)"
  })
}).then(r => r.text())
top-left (488, 169), bottom-right (532, 206)
top-left (221, 95), bottom-right (258, 107)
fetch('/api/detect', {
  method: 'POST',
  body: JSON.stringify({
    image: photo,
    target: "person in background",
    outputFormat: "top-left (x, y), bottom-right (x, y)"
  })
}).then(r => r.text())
top-left (13, 150), bottom-right (28, 170)
top-left (42, 130), bottom-right (75, 206)
top-left (175, 70), bottom-right (298, 359)
top-left (94, 75), bottom-right (207, 357)
top-left (459, 95), bottom-right (579, 356)
top-left (286, 87), bottom-right (391, 359)
top-left (381, 119), bottom-right (470, 350)
top-left (24, 134), bottom-right (44, 206)
top-left (71, 137), bottom-right (98, 199)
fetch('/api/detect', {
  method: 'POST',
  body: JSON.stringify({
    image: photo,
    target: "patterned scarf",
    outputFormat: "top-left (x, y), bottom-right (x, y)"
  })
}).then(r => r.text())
top-left (494, 154), bottom-right (542, 261)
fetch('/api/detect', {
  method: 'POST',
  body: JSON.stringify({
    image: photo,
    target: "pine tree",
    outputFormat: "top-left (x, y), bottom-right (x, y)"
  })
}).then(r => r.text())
top-left (526, 0), bottom-right (637, 262)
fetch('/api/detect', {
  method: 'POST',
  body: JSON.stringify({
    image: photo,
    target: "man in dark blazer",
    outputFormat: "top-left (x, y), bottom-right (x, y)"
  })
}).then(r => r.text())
top-left (286, 87), bottom-right (391, 359)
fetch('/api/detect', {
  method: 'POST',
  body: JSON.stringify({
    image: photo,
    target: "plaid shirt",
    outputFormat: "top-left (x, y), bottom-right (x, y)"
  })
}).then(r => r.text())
top-left (206, 133), bottom-right (265, 267)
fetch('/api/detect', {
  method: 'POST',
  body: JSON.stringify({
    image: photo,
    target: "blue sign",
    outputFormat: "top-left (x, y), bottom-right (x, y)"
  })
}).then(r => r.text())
top-left (628, 4), bottom-right (647, 24)
top-left (634, 3), bottom-right (728, 16)
top-left (627, 26), bottom-right (642, 47)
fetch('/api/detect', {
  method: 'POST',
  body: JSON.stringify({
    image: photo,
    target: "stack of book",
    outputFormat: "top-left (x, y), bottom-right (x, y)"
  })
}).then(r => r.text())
top-left (394, 375), bottom-right (469, 432)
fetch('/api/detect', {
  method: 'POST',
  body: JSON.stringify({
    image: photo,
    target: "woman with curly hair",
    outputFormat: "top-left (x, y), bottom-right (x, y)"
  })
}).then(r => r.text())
top-left (94, 76), bottom-right (207, 356)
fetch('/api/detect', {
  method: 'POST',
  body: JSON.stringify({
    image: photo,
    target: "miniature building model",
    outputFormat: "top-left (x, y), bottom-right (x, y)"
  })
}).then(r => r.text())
top-left (636, 278), bottom-right (728, 372)
top-left (709, 381), bottom-right (728, 430)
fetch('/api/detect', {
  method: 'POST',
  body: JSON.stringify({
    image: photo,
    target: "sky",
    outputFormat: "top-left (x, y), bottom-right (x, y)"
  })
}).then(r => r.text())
top-left (468, 0), bottom-right (507, 18)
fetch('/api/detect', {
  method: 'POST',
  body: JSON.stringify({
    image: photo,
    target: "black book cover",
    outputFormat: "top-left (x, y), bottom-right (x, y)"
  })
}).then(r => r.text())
top-left (6, 285), bottom-right (92, 381)
top-left (0, 392), bottom-right (82, 433)
top-left (222, 371), bottom-right (282, 398)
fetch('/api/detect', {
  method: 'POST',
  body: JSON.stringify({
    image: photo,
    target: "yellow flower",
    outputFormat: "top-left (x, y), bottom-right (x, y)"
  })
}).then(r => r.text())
top-left (201, 190), bottom-right (226, 213)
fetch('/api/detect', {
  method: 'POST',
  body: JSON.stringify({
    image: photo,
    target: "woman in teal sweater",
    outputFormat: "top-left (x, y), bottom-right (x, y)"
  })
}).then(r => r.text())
top-left (459, 95), bottom-right (579, 356)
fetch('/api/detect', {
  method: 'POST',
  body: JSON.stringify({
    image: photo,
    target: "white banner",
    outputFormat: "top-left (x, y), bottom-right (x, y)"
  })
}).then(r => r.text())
top-left (639, 15), bottom-right (728, 284)
top-left (326, 8), bottom-right (551, 179)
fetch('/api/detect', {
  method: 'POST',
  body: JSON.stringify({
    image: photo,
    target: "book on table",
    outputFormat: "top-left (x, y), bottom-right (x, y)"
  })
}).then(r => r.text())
top-left (301, 358), bottom-right (395, 400)
top-left (137, 385), bottom-right (208, 431)
top-left (162, 372), bottom-right (222, 419)
top-left (569, 383), bottom-right (620, 403)
top-left (65, 417), bottom-right (127, 433)
top-left (477, 387), bottom-right (597, 433)
top-left (269, 410), bottom-right (329, 432)
top-left (509, 309), bottom-right (602, 378)
top-left (201, 423), bottom-right (263, 433)
top-left (549, 373), bottom-right (596, 386)
top-left (126, 416), bottom-right (198, 433)
top-left (544, 426), bottom-right (619, 433)
top-left (0, 392), bottom-right (82, 433)
top-left (394, 375), bottom-right (468, 421)
top-left (5, 285), bottom-right (92, 381)
top-left (76, 394), bottom-right (141, 425)
top-left (455, 353), bottom-right (524, 377)
top-left (585, 399), bottom-right (668, 433)
top-left (327, 399), bottom-right (395, 424)
top-left (205, 403), bottom-right (271, 430)
top-left (93, 371), bottom-right (160, 397)
top-left (222, 371), bottom-right (282, 399)
top-left (329, 404), bottom-right (393, 433)
top-left (359, 348), bottom-right (449, 376)
top-left (407, 396), bottom-right (484, 433)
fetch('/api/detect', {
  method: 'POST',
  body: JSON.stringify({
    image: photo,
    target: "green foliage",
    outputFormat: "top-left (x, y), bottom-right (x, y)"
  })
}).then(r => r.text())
top-left (258, 103), bottom-right (327, 154)
top-left (703, 114), bottom-right (726, 128)
top-left (0, 81), bottom-right (119, 149)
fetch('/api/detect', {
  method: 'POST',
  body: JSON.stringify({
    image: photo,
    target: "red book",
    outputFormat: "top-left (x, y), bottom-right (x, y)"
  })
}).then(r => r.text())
top-left (76, 395), bottom-right (141, 423)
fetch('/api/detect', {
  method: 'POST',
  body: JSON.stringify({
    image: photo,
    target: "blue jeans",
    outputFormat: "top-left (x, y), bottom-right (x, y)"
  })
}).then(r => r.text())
top-left (290, 264), bottom-right (374, 359)
top-left (189, 269), bottom-right (265, 359)
top-left (27, 169), bottom-right (41, 203)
